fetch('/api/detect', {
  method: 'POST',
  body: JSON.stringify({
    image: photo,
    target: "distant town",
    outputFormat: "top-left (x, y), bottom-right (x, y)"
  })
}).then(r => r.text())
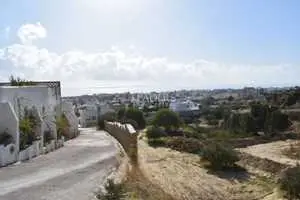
top-left (63, 86), bottom-right (299, 128)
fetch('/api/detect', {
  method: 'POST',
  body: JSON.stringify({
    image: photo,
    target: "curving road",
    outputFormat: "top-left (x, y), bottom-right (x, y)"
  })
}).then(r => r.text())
top-left (0, 128), bottom-right (119, 200)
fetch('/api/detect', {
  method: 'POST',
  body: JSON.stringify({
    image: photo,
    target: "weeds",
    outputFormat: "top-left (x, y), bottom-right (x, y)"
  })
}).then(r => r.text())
top-left (277, 165), bottom-right (300, 199)
top-left (96, 179), bottom-right (126, 200)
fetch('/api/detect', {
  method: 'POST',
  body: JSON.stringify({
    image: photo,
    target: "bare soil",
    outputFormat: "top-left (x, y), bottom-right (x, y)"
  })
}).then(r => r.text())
top-left (238, 140), bottom-right (300, 166)
top-left (136, 139), bottom-right (275, 200)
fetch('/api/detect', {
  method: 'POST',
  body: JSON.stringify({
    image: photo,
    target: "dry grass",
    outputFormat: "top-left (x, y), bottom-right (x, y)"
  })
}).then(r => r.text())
top-left (238, 140), bottom-right (300, 167)
top-left (135, 137), bottom-right (287, 200)
top-left (282, 141), bottom-right (300, 160)
top-left (123, 167), bottom-right (175, 200)
top-left (106, 147), bottom-right (175, 200)
top-left (229, 176), bottom-right (276, 200)
top-left (107, 133), bottom-right (295, 200)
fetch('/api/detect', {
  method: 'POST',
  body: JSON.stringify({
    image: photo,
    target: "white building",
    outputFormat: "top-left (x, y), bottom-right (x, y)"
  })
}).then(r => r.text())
top-left (0, 81), bottom-right (65, 166)
top-left (0, 85), bottom-right (61, 141)
top-left (98, 103), bottom-right (115, 116)
top-left (169, 99), bottom-right (199, 113)
top-left (78, 104), bottom-right (98, 128)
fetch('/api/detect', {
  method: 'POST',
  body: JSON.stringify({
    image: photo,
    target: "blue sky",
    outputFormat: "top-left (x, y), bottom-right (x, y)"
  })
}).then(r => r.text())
top-left (0, 0), bottom-right (299, 95)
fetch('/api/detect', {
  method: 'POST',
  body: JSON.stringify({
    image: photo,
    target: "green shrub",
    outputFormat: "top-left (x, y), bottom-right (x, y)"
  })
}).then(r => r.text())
top-left (152, 109), bottom-right (182, 131)
top-left (200, 142), bottom-right (239, 170)
top-left (97, 119), bottom-right (105, 130)
top-left (97, 112), bottom-right (117, 130)
top-left (148, 136), bottom-right (203, 153)
top-left (124, 108), bottom-right (146, 129)
top-left (9, 75), bottom-right (36, 86)
top-left (277, 165), bottom-right (300, 199)
top-left (207, 119), bottom-right (219, 126)
top-left (204, 130), bottom-right (252, 140)
top-left (56, 114), bottom-right (69, 138)
top-left (19, 118), bottom-right (33, 149)
top-left (166, 136), bottom-right (204, 153)
top-left (146, 126), bottom-right (166, 138)
top-left (96, 179), bottom-right (126, 200)
top-left (148, 137), bottom-right (167, 147)
top-left (195, 126), bottom-right (212, 133)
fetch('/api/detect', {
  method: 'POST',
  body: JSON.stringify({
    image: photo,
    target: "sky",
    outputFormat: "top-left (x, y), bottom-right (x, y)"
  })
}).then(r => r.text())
top-left (0, 0), bottom-right (300, 96)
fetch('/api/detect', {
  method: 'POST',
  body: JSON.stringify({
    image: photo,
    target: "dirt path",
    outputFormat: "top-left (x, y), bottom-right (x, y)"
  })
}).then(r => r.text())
top-left (238, 140), bottom-right (300, 166)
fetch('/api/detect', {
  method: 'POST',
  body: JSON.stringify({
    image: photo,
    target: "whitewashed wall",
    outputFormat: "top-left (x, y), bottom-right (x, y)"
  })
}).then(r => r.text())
top-left (62, 101), bottom-right (79, 138)
top-left (0, 144), bottom-right (18, 166)
top-left (0, 86), bottom-right (58, 140)
top-left (0, 86), bottom-right (49, 117)
top-left (0, 102), bottom-right (19, 152)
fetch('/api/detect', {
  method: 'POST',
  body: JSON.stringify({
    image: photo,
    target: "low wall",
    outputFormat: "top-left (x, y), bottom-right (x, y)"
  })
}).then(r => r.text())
top-left (19, 140), bottom-right (43, 161)
top-left (0, 144), bottom-right (18, 166)
top-left (104, 121), bottom-right (138, 162)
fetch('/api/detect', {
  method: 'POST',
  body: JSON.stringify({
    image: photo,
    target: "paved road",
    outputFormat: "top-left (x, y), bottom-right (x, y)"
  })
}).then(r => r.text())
top-left (0, 128), bottom-right (119, 200)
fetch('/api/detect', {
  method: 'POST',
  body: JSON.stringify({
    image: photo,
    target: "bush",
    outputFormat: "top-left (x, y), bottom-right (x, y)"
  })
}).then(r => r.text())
top-left (97, 112), bottom-right (117, 130)
top-left (200, 143), bottom-right (239, 170)
top-left (207, 119), bottom-right (219, 126)
top-left (147, 136), bottom-right (204, 153)
top-left (96, 179), bottom-right (126, 200)
top-left (9, 75), bottom-right (36, 86)
top-left (97, 119), bottom-right (105, 130)
top-left (19, 118), bottom-right (34, 150)
top-left (152, 109), bottom-right (182, 131)
top-left (277, 165), bottom-right (300, 199)
top-left (146, 126), bottom-right (166, 138)
top-left (56, 114), bottom-right (69, 138)
top-left (166, 136), bottom-right (204, 153)
top-left (124, 108), bottom-right (146, 129)
top-left (148, 137), bottom-right (167, 147)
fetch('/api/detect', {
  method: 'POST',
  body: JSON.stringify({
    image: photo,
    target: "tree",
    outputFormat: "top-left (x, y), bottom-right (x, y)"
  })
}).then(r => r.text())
top-left (9, 75), bottom-right (36, 86)
top-left (117, 107), bottom-right (126, 121)
top-left (264, 110), bottom-right (290, 135)
top-left (228, 96), bottom-right (234, 102)
top-left (152, 109), bottom-right (182, 131)
top-left (97, 112), bottom-right (117, 130)
top-left (201, 142), bottom-right (239, 170)
top-left (124, 108), bottom-right (146, 129)
top-left (250, 103), bottom-right (269, 131)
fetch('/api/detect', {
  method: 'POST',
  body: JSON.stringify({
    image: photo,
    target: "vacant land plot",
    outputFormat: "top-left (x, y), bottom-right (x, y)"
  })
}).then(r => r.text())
top-left (137, 139), bottom-right (276, 200)
top-left (238, 140), bottom-right (300, 166)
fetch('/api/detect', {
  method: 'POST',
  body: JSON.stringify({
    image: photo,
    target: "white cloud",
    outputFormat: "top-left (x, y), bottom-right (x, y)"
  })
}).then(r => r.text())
top-left (0, 23), bottom-right (298, 96)
top-left (17, 22), bottom-right (47, 45)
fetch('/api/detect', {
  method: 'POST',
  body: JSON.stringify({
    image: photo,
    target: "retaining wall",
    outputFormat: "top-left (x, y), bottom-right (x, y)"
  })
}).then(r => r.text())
top-left (104, 121), bottom-right (137, 162)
